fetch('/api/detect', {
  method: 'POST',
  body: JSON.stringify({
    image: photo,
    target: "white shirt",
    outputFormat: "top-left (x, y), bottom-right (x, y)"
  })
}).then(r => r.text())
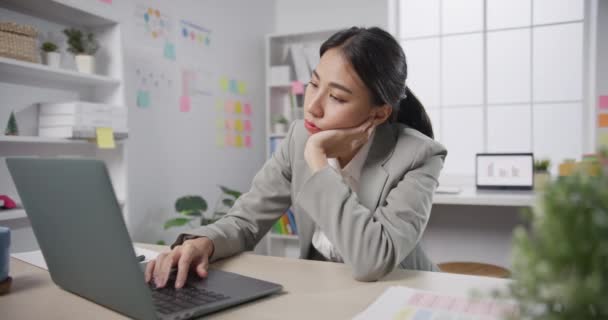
top-left (311, 132), bottom-right (375, 262)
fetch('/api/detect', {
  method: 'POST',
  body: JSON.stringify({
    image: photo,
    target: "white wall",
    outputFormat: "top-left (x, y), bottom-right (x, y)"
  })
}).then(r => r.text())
top-left (274, 0), bottom-right (389, 34)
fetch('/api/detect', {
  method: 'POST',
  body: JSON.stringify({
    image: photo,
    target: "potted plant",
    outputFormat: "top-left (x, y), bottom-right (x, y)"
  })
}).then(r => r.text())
top-left (159, 186), bottom-right (242, 245)
top-left (533, 159), bottom-right (551, 191)
top-left (40, 41), bottom-right (60, 68)
top-left (272, 114), bottom-right (289, 134)
top-left (508, 169), bottom-right (608, 319)
top-left (63, 28), bottom-right (99, 74)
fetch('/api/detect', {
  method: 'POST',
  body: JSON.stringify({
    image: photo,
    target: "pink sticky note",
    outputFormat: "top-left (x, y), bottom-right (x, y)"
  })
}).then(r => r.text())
top-left (224, 100), bottom-right (234, 114)
top-left (225, 119), bottom-right (233, 130)
top-left (243, 120), bottom-right (252, 132)
top-left (600, 95), bottom-right (608, 110)
top-left (225, 134), bottom-right (234, 146)
top-left (244, 135), bottom-right (252, 148)
top-left (99, 0), bottom-right (112, 4)
top-left (291, 81), bottom-right (305, 95)
top-left (243, 103), bottom-right (252, 116)
top-left (179, 95), bottom-right (191, 112)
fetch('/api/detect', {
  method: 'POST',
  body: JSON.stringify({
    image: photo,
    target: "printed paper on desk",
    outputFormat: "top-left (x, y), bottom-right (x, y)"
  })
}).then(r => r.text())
top-left (353, 286), bottom-right (518, 320)
top-left (11, 246), bottom-right (160, 271)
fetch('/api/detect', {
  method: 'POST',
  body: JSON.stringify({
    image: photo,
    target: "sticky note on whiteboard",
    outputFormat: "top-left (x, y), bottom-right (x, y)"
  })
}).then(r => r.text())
top-left (600, 96), bottom-right (608, 110)
top-left (599, 114), bottom-right (608, 128)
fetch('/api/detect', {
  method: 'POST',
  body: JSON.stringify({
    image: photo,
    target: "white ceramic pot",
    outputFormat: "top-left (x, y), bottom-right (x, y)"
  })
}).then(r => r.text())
top-left (273, 123), bottom-right (288, 134)
top-left (74, 54), bottom-right (95, 74)
top-left (43, 52), bottom-right (61, 68)
top-left (534, 172), bottom-right (551, 191)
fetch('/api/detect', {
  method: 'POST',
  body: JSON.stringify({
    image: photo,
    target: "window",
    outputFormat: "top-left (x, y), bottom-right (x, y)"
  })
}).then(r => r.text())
top-left (394, 0), bottom-right (591, 175)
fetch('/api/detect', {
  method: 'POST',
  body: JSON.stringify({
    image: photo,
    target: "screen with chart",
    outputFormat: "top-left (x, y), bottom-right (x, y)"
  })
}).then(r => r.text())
top-left (476, 154), bottom-right (534, 189)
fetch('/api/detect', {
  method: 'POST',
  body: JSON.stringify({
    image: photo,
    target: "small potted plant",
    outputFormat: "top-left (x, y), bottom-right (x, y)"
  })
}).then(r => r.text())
top-left (40, 41), bottom-right (60, 68)
top-left (63, 28), bottom-right (99, 74)
top-left (533, 158), bottom-right (551, 191)
top-left (272, 114), bottom-right (289, 134)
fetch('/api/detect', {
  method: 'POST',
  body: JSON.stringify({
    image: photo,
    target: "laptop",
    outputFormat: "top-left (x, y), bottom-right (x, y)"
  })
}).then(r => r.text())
top-left (6, 157), bottom-right (283, 320)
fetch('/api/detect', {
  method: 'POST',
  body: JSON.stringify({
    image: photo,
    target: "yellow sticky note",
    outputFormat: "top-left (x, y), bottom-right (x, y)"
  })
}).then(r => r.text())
top-left (96, 127), bottom-right (115, 149)
top-left (599, 132), bottom-right (608, 147)
top-left (216, 134), bottom-right (225, 147)
top-left (220, 77), bottom-right (229, 92)
top-left (237, 81), bottom-right (247, 95)
top-left (235, 119), bottom-right (243, 132)
top-left (234, 101), bottom-right (242, 114)
top-left (235, 135), bottom-right (243, 147)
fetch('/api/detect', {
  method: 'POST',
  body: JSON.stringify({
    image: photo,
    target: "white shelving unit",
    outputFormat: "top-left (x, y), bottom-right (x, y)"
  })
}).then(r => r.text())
top-left (260, 29), bottom-right (339, 258)
top-left (0, 0), bottom-right (127, 253)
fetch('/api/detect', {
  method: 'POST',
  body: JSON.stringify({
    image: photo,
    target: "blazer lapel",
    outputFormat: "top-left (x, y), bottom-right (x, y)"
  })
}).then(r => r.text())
top-left (358, 122), bottom-right (397, 210)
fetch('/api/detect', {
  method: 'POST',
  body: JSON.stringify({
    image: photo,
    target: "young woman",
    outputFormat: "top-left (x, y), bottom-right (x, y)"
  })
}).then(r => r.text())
top-left (147, 26), bottom-right (447, 288)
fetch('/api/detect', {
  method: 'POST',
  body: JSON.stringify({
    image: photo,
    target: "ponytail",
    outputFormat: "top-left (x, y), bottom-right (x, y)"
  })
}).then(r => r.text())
top-left (395, 87), bottom-right (434, 139)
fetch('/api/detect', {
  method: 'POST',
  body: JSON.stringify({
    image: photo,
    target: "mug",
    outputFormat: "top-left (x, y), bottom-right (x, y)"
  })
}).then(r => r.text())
top-left (0, 226), bottom-right (10, 283)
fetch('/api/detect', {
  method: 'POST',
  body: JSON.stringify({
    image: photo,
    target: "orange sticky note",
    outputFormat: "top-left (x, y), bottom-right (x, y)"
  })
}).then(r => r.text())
top-left (224, 100), bottom-right (234, 113)
top-left (599, 114), bottom-right (608, 128)
top-left (96, 127), bottom-right (115, 149)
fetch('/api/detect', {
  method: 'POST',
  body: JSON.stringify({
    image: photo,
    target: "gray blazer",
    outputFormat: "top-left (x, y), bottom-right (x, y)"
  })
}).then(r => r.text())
top-left (174, 120), bottom-right (447, 281)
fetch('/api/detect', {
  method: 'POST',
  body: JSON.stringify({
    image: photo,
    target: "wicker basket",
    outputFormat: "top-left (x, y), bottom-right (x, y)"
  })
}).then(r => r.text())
top-left (0, 22), bottom-right (39, 63)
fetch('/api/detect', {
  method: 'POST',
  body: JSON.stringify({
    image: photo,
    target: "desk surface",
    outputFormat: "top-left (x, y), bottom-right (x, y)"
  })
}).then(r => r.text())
top-left (434, 187), bottom-right (536, 207)
top-left (3, 244), bottom-right (510, 319)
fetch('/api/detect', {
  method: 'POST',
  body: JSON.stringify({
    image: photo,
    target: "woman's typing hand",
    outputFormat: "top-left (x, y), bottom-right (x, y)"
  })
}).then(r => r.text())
top-left (145, 237), bottom-right (215, 289)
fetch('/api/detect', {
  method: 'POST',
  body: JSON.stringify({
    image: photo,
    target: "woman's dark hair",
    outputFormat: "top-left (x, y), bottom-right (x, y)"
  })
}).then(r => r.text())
top-left (320, 27), bottom-right (434, 139)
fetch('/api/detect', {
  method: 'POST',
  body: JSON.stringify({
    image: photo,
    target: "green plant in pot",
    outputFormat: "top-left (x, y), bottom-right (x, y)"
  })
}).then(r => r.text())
top-left (533, 159), bottom-right (551, 191)
top-left (158, 186), bottom-right (242, 245)
top-left (508, 166), bottom-right (608, 319)
top-left (41, 41), bottom-right (61, 68)
top-left (63, 28), bottom-right (99, 74)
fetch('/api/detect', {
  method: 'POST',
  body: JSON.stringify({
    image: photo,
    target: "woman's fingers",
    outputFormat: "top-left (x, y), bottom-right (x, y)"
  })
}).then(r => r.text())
top-left (144, 258), bottom-right (156, 283)
top-left (156, 249), bottom-right (180, 287)
top-left (174, 246), bottom-right (195, 289)
top-left (196, 256), bottom-right (210, 278)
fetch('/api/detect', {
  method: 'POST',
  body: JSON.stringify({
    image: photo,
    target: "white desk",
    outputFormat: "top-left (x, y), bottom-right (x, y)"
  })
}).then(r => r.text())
top-left (2, 244), bottom-right (511, 319)
top-left (434, 187), bottom-right (536, 207)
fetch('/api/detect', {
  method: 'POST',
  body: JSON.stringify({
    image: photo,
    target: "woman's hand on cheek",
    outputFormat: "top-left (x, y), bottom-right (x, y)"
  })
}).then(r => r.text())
top-left (304, 118), bottom-right (375, 173)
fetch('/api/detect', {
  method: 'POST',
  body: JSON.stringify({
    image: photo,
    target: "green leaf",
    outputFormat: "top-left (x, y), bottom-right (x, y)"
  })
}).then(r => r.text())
top-left (156, 240), bottom-right (166, 245)
top-left (219, 185), bottom-right (242, 199)
top-left (222, 199), bottom-right (235, 207)
top-left (163, 217), bottom-right (191, 230)
top-left (180, 210), bottom-right (202, 217)
top-left (175, 196), bottom-right (207, 212)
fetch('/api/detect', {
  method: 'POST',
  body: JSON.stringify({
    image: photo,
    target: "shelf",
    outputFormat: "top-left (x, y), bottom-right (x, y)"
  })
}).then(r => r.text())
top-left (1, 0), bottom-right (118, 27)
top-left (269, 133), bottom-right (286, 139)
top-left (0, 209), bottom-right (28, 222)
top-left (268, 233), bottom-right (298, 240)
top-left (0, 57), bottom-right (121, 91)
top-left (0, 136), bottom-right (126, 145)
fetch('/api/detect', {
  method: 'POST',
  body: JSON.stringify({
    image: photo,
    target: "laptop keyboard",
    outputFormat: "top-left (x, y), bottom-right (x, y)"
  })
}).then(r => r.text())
top-left (149, 280), bottom-right (230, 315)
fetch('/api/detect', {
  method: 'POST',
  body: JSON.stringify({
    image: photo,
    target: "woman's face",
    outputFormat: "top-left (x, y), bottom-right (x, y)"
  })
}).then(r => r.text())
top-left (303, 48), bottom-right (389, 135)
